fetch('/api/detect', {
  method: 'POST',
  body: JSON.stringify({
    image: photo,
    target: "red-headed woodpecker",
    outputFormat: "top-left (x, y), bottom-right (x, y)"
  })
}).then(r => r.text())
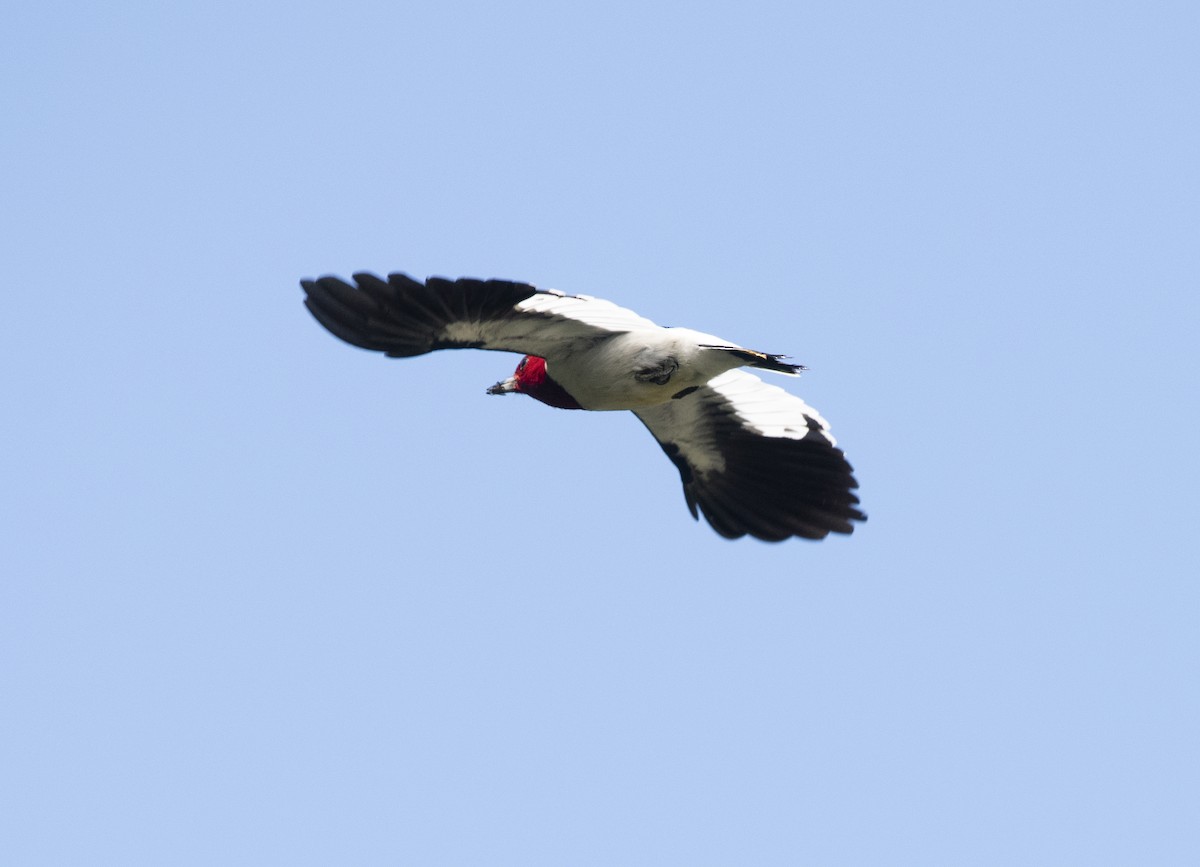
top-left (301, 272), bottom-right (865, 542)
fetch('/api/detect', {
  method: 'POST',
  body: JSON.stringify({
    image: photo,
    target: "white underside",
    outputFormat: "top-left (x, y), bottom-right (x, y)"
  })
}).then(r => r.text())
top-left (545, 328), bottom-right (752, 411)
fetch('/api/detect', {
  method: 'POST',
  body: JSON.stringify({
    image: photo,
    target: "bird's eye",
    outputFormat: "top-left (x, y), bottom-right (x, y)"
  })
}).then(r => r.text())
top-left (518, 357), bottom-right (527, 372)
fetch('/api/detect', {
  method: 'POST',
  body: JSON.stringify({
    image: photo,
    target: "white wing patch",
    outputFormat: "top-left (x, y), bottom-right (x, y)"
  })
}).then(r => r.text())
top-left (705, 370), bottom-right (837, 444)
top-left (446, 289), bottom-right (662, 358)
top-left (515, 291), bottom-right (660, 333)
top-left (634, 370), bottom-right (835, 477)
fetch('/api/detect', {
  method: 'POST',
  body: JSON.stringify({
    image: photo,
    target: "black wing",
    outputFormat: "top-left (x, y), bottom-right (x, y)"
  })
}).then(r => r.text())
top-left (301, 272), bottom-right (658, 359)
top-left (634, 370), bottom-right (865, 541)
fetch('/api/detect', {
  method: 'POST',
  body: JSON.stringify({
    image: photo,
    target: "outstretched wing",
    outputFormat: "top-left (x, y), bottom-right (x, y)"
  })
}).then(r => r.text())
top-left (634, 370), bottom-right (866, 541)
top-left (301, 272), bottom-right (659, 360)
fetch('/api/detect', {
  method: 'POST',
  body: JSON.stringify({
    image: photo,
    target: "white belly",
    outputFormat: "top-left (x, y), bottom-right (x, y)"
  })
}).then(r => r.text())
top-left (546, 329), bottom-right (742, 411)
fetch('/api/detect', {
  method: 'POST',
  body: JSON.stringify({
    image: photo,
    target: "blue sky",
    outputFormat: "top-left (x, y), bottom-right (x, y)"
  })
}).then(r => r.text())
top-left (2, 1), bottom-right (1197, 863)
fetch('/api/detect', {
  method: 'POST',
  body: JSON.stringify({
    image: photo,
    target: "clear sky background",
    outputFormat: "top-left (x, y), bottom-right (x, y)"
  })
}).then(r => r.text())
top-left (2, 1), bottom-right (1197, 864)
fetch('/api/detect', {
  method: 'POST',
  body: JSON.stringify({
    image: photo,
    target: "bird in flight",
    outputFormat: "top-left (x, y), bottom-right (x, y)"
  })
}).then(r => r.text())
top-left (301, 272), bottom-right (865, 542)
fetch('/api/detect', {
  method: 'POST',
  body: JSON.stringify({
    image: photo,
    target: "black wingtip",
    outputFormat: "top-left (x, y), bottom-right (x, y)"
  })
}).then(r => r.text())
top-left (685, 435), bottom-right (865, 542)
top-left (299, 272), bottom-right (541, 357)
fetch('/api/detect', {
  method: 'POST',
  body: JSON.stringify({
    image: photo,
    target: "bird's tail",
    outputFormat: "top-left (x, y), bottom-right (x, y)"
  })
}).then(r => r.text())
top-left (699, 345), bottom-right (806, 376)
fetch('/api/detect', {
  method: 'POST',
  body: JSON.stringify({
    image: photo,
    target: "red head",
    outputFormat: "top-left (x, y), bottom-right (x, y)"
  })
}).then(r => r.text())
top-left (486, 355), bottom-right (583, 410)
